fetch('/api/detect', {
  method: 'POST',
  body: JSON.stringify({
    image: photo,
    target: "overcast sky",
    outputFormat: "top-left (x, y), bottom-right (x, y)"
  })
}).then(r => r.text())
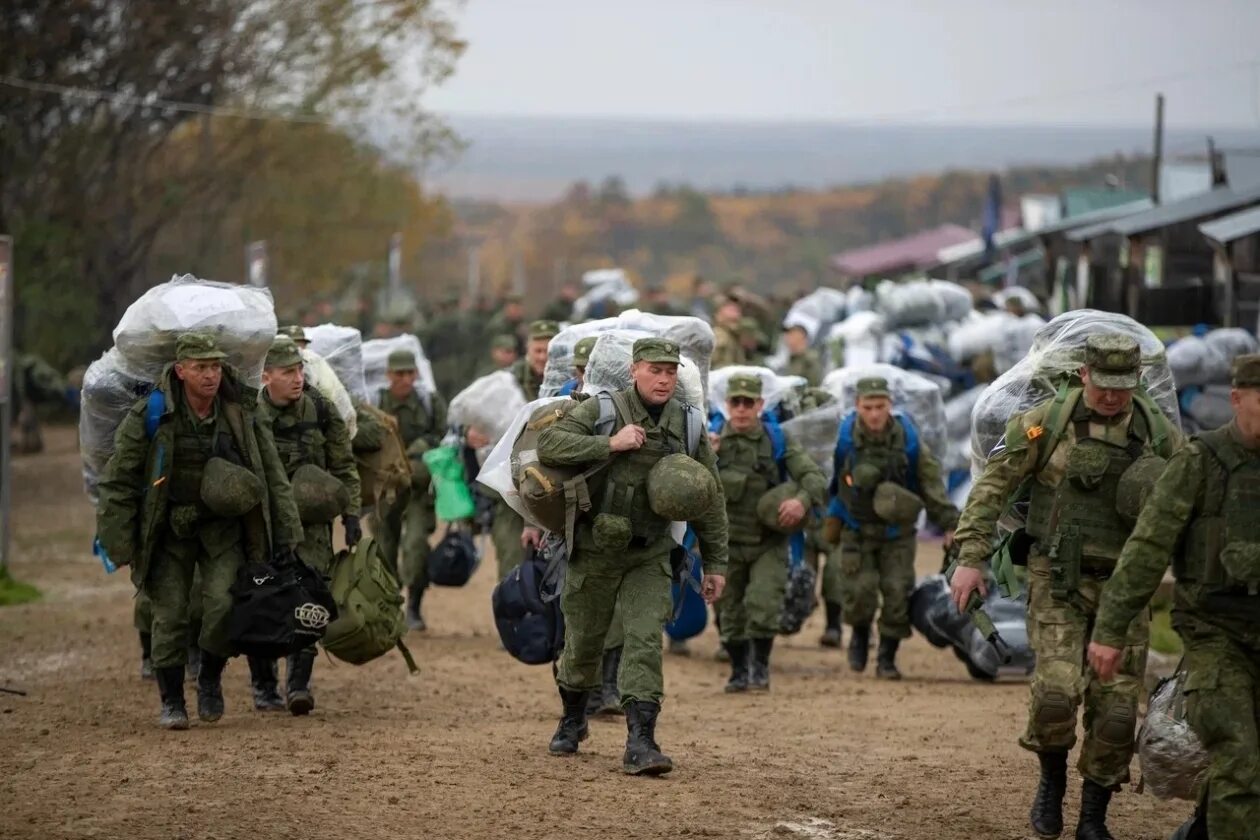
top-left (426, 0), bottom-right (1260, 128)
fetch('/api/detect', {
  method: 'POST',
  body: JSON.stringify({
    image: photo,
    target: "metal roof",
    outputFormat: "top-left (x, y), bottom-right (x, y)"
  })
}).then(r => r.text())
top-left (1200, 204), bottom-right (1260, 245)
top-left (1093, 184), bottom-right (1260, 239)
top-left (831, 224), bottom-right (976, 277)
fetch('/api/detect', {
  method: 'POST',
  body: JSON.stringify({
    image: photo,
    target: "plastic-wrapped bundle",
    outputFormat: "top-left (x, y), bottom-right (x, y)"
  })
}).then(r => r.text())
top-left (826, 311), bottom-right (886, 372)
top-left (362, 334), bottom-right (437, 403)
top-left (615, 309), bottom-right (715, 393)
top-left (1184, 384), bottom-right (1233, 431)
top-left (1138, 671), bottom-right (1209, 801)
top-left (909, 574), bottom-right (1035, 681)
top-left (583, 329), bottom-right (705, 407)
top-left (992, 286), bottom-right (1042, 313)
top-left (708, 366), bottom-right (799, 418)
top-left (948, 312), bottom-right (1008, 362)
top-left (846, 285), bottom-right (874, 314)
top-left (944, 386), bottom-right (987, 473)
top-left (300, 349), bottom-right (357, 440)
top-left (782, 288), bottom-right (848, 343)
top-left (448, 370), bottom-right (528, 447)
top-left (539, 318), bottom-right (620, 397)
top-left (994, 314), bottom-right (1047, 375)
top-left (874, 279), bottom-right (946, 328)
top-left (305, 324), bottom-right (368, 402)
top-left (1167, 337), bottom-right (1230, 388)
top-left (476, 396), bottom-right (566, 524)
top-left (79, 349), bottom-right (153, 504)
top-left (573, 268), bottom-right (639, 321)
top-left (929, 280), bottom-right (973, 322)
top-left (1203, 327), bottom-right (1258, 361)
top-left (970, 310), bottom-right (1180, 477)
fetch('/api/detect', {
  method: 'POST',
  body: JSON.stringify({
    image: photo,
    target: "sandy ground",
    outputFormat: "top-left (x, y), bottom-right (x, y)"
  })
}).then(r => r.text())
top-left (0, 427), bottom-right (1189, 840)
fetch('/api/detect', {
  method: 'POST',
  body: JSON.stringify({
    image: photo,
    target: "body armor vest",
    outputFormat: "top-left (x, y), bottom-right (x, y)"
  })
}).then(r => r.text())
top-left (379, 389), bottom-right (435, 448)
top-left (1181, 426), bottom-right (1260, 595)
top-left (835, 423), bottom-right (909, 526)
top-left (594, 401), bottom-right (686, 543)
top-left (271, 391), bottom-right (328, 477)
top-left (169, 408), bottom-right (245, 507)
top-left (718, 429), bottom-right (781, 545)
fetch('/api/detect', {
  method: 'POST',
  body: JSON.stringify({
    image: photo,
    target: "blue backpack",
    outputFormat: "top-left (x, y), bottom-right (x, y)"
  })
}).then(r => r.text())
top-left (491, 540), bottom-right (566, 665)
top-left (827, 411), bottom-right (921, 540)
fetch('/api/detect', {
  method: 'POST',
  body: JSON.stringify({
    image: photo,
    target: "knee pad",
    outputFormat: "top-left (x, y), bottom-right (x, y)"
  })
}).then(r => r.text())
top-left (1034, 688), bottom-right (1075, 727)
top-left (1094, 698), bottom-right (1137, 747)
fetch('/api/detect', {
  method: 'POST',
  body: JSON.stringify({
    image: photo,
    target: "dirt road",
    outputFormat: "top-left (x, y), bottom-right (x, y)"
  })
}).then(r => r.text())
top-left (0, 428), bottom-right (1187, 839)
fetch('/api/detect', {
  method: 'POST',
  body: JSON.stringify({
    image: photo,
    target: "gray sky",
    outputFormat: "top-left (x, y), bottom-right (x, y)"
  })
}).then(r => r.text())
top-left (427, 0), bottom-right (1260, 127)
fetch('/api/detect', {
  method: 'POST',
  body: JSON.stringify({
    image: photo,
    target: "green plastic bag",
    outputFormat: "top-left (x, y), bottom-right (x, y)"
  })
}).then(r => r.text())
top-left (422, 445), bottom-right (476, 522)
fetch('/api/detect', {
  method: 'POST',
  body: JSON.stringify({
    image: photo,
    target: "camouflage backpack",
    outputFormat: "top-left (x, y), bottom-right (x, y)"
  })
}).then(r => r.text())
top-left (321, 536), bottom-right (418, 672)
top-left (355, 402), bottom-right (412, 510)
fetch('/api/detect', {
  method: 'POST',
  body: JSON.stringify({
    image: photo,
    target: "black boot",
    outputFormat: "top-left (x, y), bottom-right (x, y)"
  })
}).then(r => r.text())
top-left (848, 624), bottom-right (871, 672)
top-left (875, 636), bottom-right (902, 680)
top-left (405, 586), bottom-right (426, 631)
top-left (1029, 751), bottom-right (1068, 839)
top-left (622, 700), bottom-right (673, 776)
top-left (185, 643), bottom-right (201, 683)
top-left (723, 640), bottom-right (750, 693)
top-left (156, 666), bottom-right (189, 730)
top-left (1075, 780), bottom-right (1115, 840)
top-left (1168, 809), bottom-right (1208, 840)
top-left (748, 637), bottom-right (774, 691)
top-left (248, 656), bottom-right (285, 712)
top-left (196, 651), bottom-right (227, 722)
top-left (819, 602), bottom-right (843, 648)
top-left (286, 649), bottom-right (317, 716)
top-left (597, 647), bottom-right (623, 715)
top-left (139, 632), bottom-right (154, 680)
top-left (548, 686), bottom-right (590, 755)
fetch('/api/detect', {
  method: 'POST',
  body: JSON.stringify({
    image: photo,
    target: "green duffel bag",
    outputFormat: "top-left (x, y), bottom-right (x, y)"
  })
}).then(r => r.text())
top-left (200, 457), bottom-right (264, 518)
top-left (873, 481), bottom-right (924, 526)
top-left (756, 482), bottom-right (802, 534)
top-left (291, 463), bottom-right (350, 525)
top-left (321, 536), bottom-right (417, 672)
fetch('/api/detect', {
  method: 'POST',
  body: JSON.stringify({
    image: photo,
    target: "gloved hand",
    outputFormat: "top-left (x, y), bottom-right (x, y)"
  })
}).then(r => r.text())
top-left (343, 514), bottom-right (362, 548)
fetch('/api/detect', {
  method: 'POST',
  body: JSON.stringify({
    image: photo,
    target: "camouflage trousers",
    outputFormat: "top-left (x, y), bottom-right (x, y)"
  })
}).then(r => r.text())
top-left (491, 496), bottom-right (525, 581)
top-left (718, 540), bottom-right (788, 641)
top-left (1021, 552), bottom-right (1148, 788)
top-left (804, 524), bottom-right (842, 606)
top-left (1179, 612), bottom-right (1260, 837)
top-left (370, 486), bottom-right (435, 592)
top-left (833, 529), bottom-right (917, 639)
top-left (144, 520), bottom-right (246, 667)
top-left (134, 570), bottom-right (203, 633)
top-left (557, 539), bottom-right (673, 704)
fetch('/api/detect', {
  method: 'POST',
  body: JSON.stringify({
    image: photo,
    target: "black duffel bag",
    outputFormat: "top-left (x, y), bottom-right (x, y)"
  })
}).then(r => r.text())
top-left (229, 551), bottom-right (338, 658)
top-left (426, 526), bottom-right (479, 587)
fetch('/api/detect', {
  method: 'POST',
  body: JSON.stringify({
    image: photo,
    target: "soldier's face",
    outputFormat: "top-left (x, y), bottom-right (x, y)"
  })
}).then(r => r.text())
top-left (174, 360), bottom-right (222, 401)
top-left (856, 396), bottom-right (892, 432)
top-left (527, 338), bottom-right (550, 376)
top-left (784, 328), bottom-right (808, 354)
top-left (492, 348), bottom-right (517, 367)
top-left (726, 396), bottom-right (765, 432)
top-left (388, 369), bottom-right (417, 399)
top-left (262, 363), bottom-right (304, 405)
top-left (1080, 369), bottom-right (1134, 417)
top-left (1231, 387), bottom-right (1260, 440)
top-left (632, 361), bottom-right (678, 406)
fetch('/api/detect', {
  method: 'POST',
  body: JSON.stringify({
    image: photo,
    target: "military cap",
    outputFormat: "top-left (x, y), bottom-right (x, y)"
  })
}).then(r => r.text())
top-left (726, 373), bottom-right (763, 400)
top-left (387, 349), bottom-right (418, 372)
top-left (490, 334), bottom-right (518, 352)
top-left (279, 324), bottom-right (308, 345)
top-left (573, 336), bottom-right (598, 368)
top-left (633, 337), bottom-right (681, 364)
top-left (855, 377), bottom-right (891, 399)
top-left (1084, 334), bottom-right (1141, 390)
top-left (503, 292), bottom-right (523, 304)
top-left (176, 332), bottom-right (227, 362)
top-left (737, 316), bottom-right (761, 336)
top-left (529, 320), bottom-right (560, 341)
top-left (265, 335), bottom-right (303, 369)
top-left (1232, 353), bottom-right (1260, 388)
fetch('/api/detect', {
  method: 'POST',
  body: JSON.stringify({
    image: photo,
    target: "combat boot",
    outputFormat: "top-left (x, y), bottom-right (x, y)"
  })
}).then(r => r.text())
top-left (748, 637), bottom-right (774, 691)
top-left (819, 602), bottom-right (843, 648)
top-left (155, 666), bottom-right (189, 731)
top-left (196, 651), bottom-right (227, 723)
top-left (597, 647), bottom-right (623, 715)
top-left (548, 686), bottom-right (590, 755)
top-left (405, 586), bottom-right (426, 631)
top-left (185, 643), bottom-right (201, 683)
top-left (723, 640), bottom-right (750, 693)
top-left (622, 700), bottom-right (673, 776)
top-left (247, 656), bottom-right (285, 711)
top-left (139, 632), bottom-right (154, 680)
top-left (1029, 750), bottom-right (1068, 839)
top-left (848, 624), bottom-right (871, 672)
top-left (286, 649), bottom-right (317, 716)
top-left (1074, 780), bottom-right (1115, 840)
top-left (875, 637), bottom-right (902, 680)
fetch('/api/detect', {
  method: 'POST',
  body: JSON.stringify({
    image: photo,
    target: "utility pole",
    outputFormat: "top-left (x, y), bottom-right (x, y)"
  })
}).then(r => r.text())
top-left (1151, 93), bottom-right (1165, 204)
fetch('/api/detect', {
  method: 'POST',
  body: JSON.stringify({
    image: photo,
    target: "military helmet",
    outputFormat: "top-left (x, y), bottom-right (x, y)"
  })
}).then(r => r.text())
top-left (1116, 454), bottom-right (1167, 524)
top-left (849, 461), bottom-right (884, 490)
top-left (873, 482), bottom-right (924, 525)
top-left (290, 464), bottom-right (350, 525)
top-left (199, 457), bottom-right (264, 518)
top-left (648, 454), bottom-right (717, 521)
top-left (756, 482), bottom-right (801, 533)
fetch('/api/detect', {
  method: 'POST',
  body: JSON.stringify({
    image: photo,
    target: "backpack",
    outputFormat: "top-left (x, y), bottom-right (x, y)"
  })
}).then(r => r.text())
top-left (355, 402), bottom-right (412, 510)
top-left (228, 554), bottom-right (338, 658)
top-left (827, 411), bottom-right (922, 540)
top-left (665, 527), bottom-right (708, 641)
top-left (426, 525), bottom-right (479, 586)
top-left (321, 536), bottom-right (418, 673)
top-left (491, 540), bottom-right (566, 664)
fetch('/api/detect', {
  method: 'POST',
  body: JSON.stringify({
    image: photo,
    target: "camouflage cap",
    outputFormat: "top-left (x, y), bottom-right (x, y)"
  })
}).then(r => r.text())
top-left (1084, 334), bottom-right (1141, 390)
top-left (265, 335), bottom-right (303, 369)
top-left (176, 332), bottom-right (228, 362)
top-left (855, 377), bottom-right (891, 399)
top-left (573, 336), bottom-right (598, 367)
top-left (490, 334), bottom-right (518, 352)
top-left (737, 316), bottom-right (761, 336)
top-left (279, 324), bottom-right (308, 344)
top-left (529, 320), bottom-right (560, 341)
top-left (632, 337), bottom-right (681, 365)
top-left (726, 373), bottom-right (763, 400)
top-left (387, 349), bottom-right (418, 372)
top-left (1232, 353), bottom-right (1260, 388)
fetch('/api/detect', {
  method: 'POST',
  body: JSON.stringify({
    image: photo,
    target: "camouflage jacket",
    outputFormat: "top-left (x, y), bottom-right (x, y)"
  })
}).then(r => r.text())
top-left (784, 350), bottom-right (823, 387)
top-left (716, 420), bottom-right (827, 545)
top-left (711, 325), bottom-right (746, 370)
top-left (258, 387), bottom-right (361, 515)
top-left (508, 358), bottom-right (544, 402)
top-left (378, 387), bottom-right (447, 450)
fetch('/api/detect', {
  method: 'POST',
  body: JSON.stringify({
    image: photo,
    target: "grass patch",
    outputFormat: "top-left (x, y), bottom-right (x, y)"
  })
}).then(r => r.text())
top-left (1149, 604), bottom-right (1183, 656)
top-left (0, 567), bottom-right (42, 606)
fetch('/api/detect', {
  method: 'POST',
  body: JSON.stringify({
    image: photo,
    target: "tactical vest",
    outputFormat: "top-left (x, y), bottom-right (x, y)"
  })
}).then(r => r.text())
top-left (718, 428), bottom-right (781, 545)
top-left (835, 422), bottom-right (910, 527)
top-left (168, 406), bottom-right (245, 507)
top-left (1025, 401), bottom-right (1151, 567)
top-left (378, 388), bottom-right (435, 448)
top-left (1180, 427), bottom-right (1260, 595)
top-left (269, 390), bottom-right (329, 478)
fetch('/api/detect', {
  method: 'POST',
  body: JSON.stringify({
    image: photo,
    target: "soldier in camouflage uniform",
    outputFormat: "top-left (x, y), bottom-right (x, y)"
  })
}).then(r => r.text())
top-left (951, 334), bottom-right (1183, 840)
top-left (477, 334), bottom-right (519, 377)
top-left (252, 335), bottom-right (361, 715)
top-left (827, 376), bottom-right (958, 679)
top-left (96, 332), bottom-right (304, 731)
top-left (537, 337), bottom-right (729, 775)
top-left (486, 294), bottom-right (527, 354)
top-left (783, 325), bottom-right (822, 387)
top-left (1089, 354), bottom-right (1260, 840)
top-left (509, 320), bottom-right (557, 402)
top-left (713, 373), bottom-right (827, 692)
top-left (373, 349), bottom-right (447, 630)
top-left (711, 298), bottom-right (747, 370)
top-left (279, 324), bottom-right (309, 348)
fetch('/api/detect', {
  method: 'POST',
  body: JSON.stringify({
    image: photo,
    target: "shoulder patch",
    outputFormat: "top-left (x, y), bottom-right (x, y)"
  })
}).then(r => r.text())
top-left (1026, 425), bottom-right (1044, 441)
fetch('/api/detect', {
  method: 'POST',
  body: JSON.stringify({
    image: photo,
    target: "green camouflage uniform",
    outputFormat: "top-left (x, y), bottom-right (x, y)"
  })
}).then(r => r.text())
top-left (955, 342), bottom-right (1182, 789)
top-left (508, 357), bottom-right (544, 402)
top-left (711, 324), bottom-right (746, 370)
top-left (538, 368), bottom-right (729, 704)
top-left (784, 349), bottom-right (823, 388)
top-left (1095, 407), bottom-right (1260, 834)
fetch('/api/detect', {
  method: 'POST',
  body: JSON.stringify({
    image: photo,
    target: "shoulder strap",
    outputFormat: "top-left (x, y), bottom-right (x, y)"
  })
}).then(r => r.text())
top-left (1034, 382), bottom-right (1079, 475)
top-left (1193, 429), bottom-right (1236, 517)
top-left (829, 412), bottom-right (858, 496)
top-left (683, 404), bottom-right (702, 457)
top-left (895, 414), bottom-right (922, 493)
top-left (419, 388), bottom-right (433, 417)
top-left (594, 392), bottom-right (620, 436)
top-left (762, 415), bottom-right (788, 482)
top-left (1132, 390), bottom-right (1171, 456)
top-left (144, 389), bottom-right (165, 440)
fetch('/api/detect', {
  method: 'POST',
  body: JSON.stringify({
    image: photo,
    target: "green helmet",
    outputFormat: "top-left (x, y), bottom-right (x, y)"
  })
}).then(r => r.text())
top-left (290, 463), bottom-right (350, 525)
top-left (199, 457), bottom-right (264, 518)
top-left (873, 482), bottom-right (924, 525)
top-left (1116, 454), bottom-right (1167, 525)
top-left (756, 482), bottom-right (801, 534)
top-left (648, 454), bottom-right (718, 521)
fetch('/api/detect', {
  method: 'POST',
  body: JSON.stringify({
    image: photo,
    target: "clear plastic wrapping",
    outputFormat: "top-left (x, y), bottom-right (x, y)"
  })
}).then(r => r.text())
top-left (582, 329), bottom-right (705, 407)
top-left (448, 370), bottom-right (528, 448)
top-left (362, 334), bottom-right (437, 403)
top-left (476, 396), bottom-right (568, 525)
top-left (80, 349), bottom-right (153, 504)
top-left (300, 349), bottom-right (357, 440)
top-left (1203, 327), bottom-right (1259, 361)
top-left (573, 268), bottom-right (639, 321)
top-left (909, 573), bottom-right (1035, 680)
top-left (969, 310), bottom-right (1180, 477)
top-left (826, 311), bottom-right (886, 371)
top-left (614, 309), bottom-right (715, 393)
top-left (540, 317), bottom-right (620, 397)
top-left (707, 366), bottom-right (799, 418)
top-left (929, 279), bottom-right (974, 322)
top-left (1167, 337), bottom-right (1230, 388)
top-left (1184, 384), bottom-right (1233, 432)
top-left (948, 311), bottom-right (1009, 362)
top-left (874, 279), bottom-right (947, 327)
top-left (992, 286), bottom-right (1043, 313)
top-left (304, 323), bottom-right (368, 402)
top-left (1138, 671), bottom-right (1209, 801)
top-left (782, 288), bottom-right (848, 343)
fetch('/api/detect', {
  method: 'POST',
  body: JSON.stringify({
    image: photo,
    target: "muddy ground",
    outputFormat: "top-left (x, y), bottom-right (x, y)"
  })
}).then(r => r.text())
top-left (0, 428), bottom-right (1188, 840)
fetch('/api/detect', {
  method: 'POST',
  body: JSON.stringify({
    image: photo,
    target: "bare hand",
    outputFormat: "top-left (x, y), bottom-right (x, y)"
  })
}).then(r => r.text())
top-left (701, 574), bottom-right (726, 605)
top-left (609, 424), bottom-right (646, 453)
top-left (949, 565), bottom-right (988, 612)
top-left (1087, 642), bottom-right (1124, 683)
top-left (521, 527), bottom-right (543, 549)
top-left (942, 529), bottom-right (956, 550)
top-left (777, 498), bottom-right (807, 529)
top-left (466, 427), bottom-right (490, 449)
top-left (708, 432), bottom-right (721, 453)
